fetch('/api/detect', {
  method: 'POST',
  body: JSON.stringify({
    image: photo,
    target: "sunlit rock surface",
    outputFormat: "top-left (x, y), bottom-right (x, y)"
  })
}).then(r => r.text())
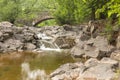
top-left (50, 58), bottom-right (119, 80)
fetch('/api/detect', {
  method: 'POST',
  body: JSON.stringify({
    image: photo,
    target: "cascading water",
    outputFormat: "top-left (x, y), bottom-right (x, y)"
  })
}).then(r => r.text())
top-left (21, 62), bottom-right (50, 80)
top-left (37, 33), bottom-right (61, 52)
top-left (20, 33), bottom-right (61, 80)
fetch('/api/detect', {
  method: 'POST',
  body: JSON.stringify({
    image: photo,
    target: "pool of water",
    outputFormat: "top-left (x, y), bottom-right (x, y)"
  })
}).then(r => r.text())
top-left (0, 51), bottom-right (74, 80)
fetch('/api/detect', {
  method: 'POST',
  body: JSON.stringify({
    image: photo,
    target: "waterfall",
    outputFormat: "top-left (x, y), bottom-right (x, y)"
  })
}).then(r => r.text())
top-left (37, 33), bottom-right (61, 52)
top-left (21, 62), bottom-right (50, 80)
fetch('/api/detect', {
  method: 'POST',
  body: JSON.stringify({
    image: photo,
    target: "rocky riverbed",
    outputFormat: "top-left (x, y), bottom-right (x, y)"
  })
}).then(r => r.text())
top-left (0, 21), bottom-right (120, 80)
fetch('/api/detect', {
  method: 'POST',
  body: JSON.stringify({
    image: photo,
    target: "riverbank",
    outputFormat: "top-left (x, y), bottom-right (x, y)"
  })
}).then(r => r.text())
top-left (0, 21), bottom-right (120, 80)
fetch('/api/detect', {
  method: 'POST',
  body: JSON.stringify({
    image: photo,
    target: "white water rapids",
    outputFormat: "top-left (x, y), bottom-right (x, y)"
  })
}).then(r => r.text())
top-left (21, 33), bottom-right (61, 80)
top-left (37, 33), bottom-right (61, 52)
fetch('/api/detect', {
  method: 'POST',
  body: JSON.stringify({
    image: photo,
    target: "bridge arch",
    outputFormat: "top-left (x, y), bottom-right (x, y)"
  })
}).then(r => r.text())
top-left (32, 16), bottom-right (55, 26)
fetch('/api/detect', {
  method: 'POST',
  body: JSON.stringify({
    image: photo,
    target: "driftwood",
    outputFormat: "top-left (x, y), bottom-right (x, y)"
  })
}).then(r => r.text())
top-left (32, 16), bottom-right (54, 26)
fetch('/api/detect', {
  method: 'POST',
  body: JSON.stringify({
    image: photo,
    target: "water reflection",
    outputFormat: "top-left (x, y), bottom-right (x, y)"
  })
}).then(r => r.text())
top-left (21, 62), bottom-right (49, 80)
top-left (0, 51), bottom-right (74, 80)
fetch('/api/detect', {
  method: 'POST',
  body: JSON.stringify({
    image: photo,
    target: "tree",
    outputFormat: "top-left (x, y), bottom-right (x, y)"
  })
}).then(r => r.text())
top-left (54, 0), bottom-right (91, 25)
top-left (0, 0), bottom-right (21, 23)
top-left (0, 0), bottom-right (57, 26)
top-left (96, 0), bottom-right (120, 24)
top-left (83, 0), bottom-right (109, 20)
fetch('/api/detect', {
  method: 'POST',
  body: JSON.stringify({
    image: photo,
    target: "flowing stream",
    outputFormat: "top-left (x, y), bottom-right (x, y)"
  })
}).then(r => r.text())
top-left (37, 33), bottom-right (61, 52)
top-left (0, 33), bottom-right (75, 80)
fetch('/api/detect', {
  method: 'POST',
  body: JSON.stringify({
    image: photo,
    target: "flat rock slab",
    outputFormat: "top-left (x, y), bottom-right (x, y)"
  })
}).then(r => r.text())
top-left (50, 58), bottom-right (118, 80)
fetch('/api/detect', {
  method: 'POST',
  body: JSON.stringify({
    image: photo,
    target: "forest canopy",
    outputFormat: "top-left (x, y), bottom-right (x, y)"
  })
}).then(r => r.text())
top-left (0, 0), bottom-right (119, 26)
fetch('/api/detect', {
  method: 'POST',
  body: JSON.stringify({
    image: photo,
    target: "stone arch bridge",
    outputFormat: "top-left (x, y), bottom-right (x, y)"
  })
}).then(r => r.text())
top-left (32, 15), bottom-right (54, 26)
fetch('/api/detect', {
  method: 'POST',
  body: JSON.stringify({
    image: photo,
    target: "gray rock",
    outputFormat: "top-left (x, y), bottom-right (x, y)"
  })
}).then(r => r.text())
top-left (84, 58), bottom-right (99, 68)
top-left (116, 34), bottom-right (120, 49)
top-left (100, 57), bottom-right (118, 66)
top-left (80, 33), bottom-right (91, 41)
top-left (71, 41), bottom-right (85, 58)
top-left (93, 36), bottom-right (114, 53)
top-left (50, 58), bottom-right (118, 80)
top-left (71, 36), bottom-right (115, 59)
top-left (84, 45), bottom-right (100, 58)
top-left (71, 47), bottom-right (85, 58)
top-left (3, 39), bottom-right (23, 52)
top-left (81, 63), bottom-right (116, 80)
top-left (54, 35), bottom-right (75, 49)
top-left (0, 21), bottom-right (13, 27)
top-left (23, 43), bottom-right (36, 50)
top-left (0, 27), bottom-right (13, 41)
top-left (111, 50), bottom-right (120, 61)
top-left (50, 62), bottom-right (86, 80)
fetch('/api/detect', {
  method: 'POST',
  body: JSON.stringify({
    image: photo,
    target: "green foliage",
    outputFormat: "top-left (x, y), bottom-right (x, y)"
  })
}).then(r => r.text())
top-left (101, 21), bottom-right (113, 43)
top-left (96, 0), bottom-right (120, 24)
top-left (38, 19), bottom-right (56, 27)
top-left (114, 69), bottom-right (120, 80)
top-left (0, 0), bottom-right (57, 26)
top-left (84, 0), bottom-right (109, 20)
top-left (0, 0), bottom-right (21, 23)
top-left (95, 0), bottom-right (120, 44)
top-left (54, 0), bottom-right (91, 25)
top-left (54, 0), bottom-right (109, 25)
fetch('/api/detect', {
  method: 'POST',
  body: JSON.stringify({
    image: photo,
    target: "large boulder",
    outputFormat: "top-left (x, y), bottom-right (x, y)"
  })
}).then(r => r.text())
top-left (0, 26), bottom-right (14, 41)
top-left (50, 58), bottom-right (118, 80)
top-left (71, 40), bottom-right (85, 58)
top-left (23, 43), bottom-right (36, 50)
top-left (111, 50), bottom-right (120, 61)
top-left (1, 39), bottom-right (23, 52)
top-left (50, 62), bottom-right (86, 80)
top-left (0, 21), bottom-right (13, 27)
top-left (54, 35), bottom-right (76, 49)
top-left (93, 36), bottom-right (114, 53)
top-left (71, 36), bottom-right (115, 59)
top-left (81, 63), bottom-right (115, 80)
